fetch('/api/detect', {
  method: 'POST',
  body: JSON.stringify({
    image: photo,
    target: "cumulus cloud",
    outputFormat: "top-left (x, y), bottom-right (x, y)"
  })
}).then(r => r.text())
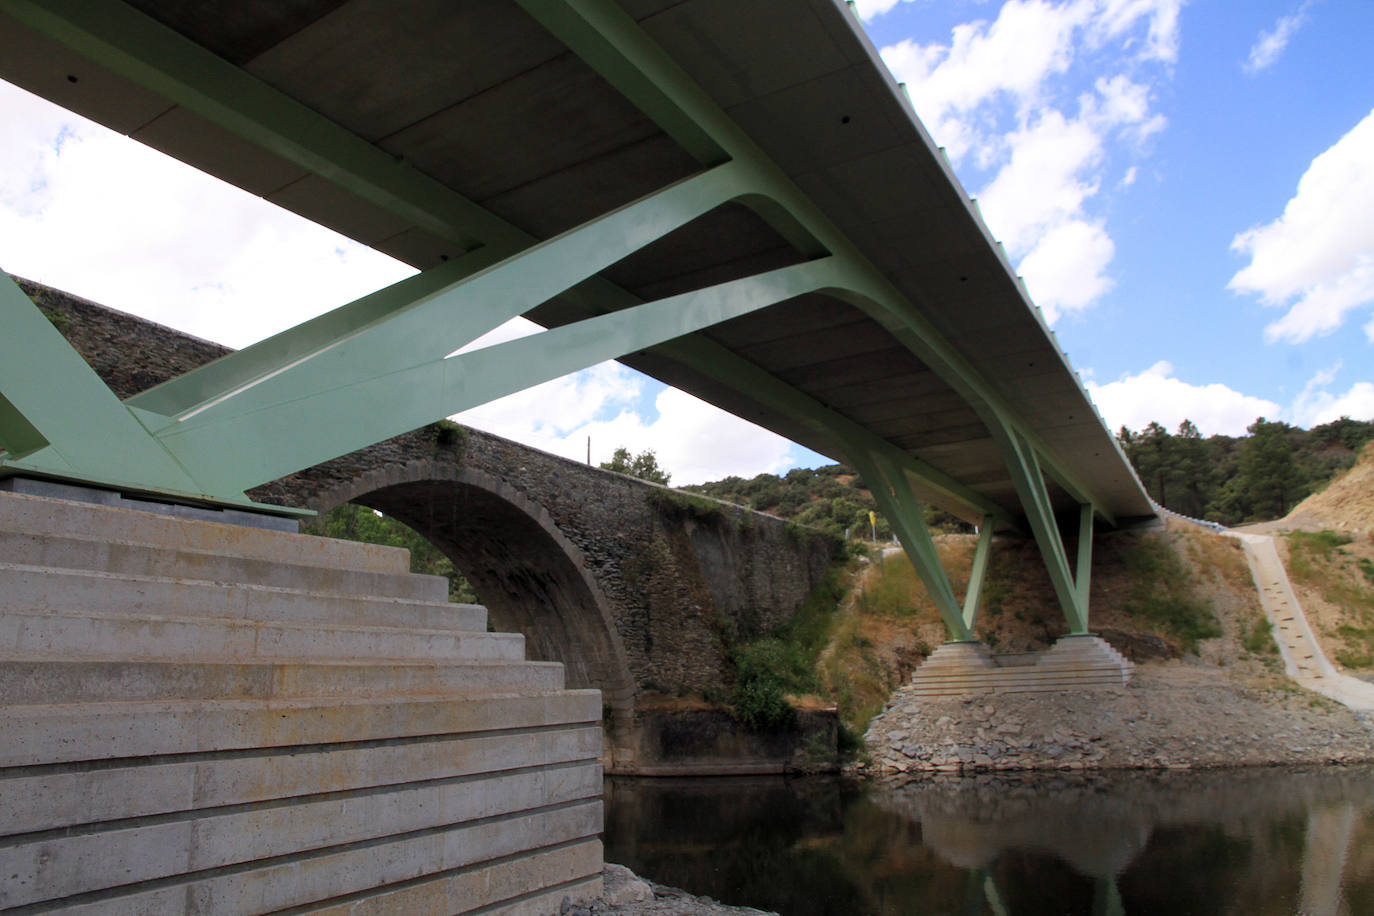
top-left (1086, 361), bottom-right (1281, 436)
top-left (1016, 219), bottom-right (1115, 317)
top-left (879, 1), bottom-right (1175, 321)
top-left (454, 367), bottom-right (803, 486)
top-left (1228, 108), bottom-right (1374, 343)
top-left (1244, 5), bottom-right (1309, 75)
top-left (851, 0), bottom-right (905, 20)
top-left (0, 82), bottom-right (415, 348)
top-left (1291, 364), bottom-right (1374, 427)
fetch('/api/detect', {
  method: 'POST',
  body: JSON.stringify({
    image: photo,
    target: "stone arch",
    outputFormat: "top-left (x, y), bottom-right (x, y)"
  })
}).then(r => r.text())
top-left (306, 459), bottom-right (638, 737)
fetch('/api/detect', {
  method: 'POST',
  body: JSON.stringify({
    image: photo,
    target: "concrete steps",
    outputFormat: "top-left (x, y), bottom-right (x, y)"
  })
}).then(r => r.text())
top-left (0, 488), bottom-right (604, 914)
top-left (908, 636), bottom-right (1134, 697)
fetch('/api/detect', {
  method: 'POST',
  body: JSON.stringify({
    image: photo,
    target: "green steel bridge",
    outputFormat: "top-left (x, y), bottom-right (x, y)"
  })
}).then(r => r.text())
top-left (0, 0), bottom-right (1154, 643)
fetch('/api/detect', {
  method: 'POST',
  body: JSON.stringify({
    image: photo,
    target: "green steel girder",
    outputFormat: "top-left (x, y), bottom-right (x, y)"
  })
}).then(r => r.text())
top-left (0, 0), bottom-right (1134, 593)
top-left (514, 0), bottom-right (1116, 525)
top-left (963, 516), bottom-right (995, 631)
top-left (993, 424), bottom-right (1093, 634)
top-left (1, 0), bottom-right (1026, 524)
top-left (0, 271), bottom-right (233, 505)
top-left (162, 256), bottom-right (855, 492)
top-left (850, 449), bottom-right (972, 641)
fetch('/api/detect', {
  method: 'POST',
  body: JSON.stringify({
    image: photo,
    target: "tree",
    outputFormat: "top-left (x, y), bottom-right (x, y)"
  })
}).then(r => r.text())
top-left (1236, 418), bottom-right (1305, 520)
top-left (600, 446), bottom-right (671, 485)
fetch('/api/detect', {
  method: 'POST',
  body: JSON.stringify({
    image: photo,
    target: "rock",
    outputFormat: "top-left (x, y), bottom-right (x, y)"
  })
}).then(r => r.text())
top-left (601, 864), bottom-right (654, 905)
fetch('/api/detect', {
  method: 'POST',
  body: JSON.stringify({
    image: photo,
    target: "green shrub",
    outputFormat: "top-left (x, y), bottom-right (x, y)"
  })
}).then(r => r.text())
top-left (1120, 535), bottom-right (1221, 652)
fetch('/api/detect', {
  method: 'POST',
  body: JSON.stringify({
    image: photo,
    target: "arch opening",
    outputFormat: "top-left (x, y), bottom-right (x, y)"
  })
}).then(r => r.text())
top-left (306, 463), bottom-right (638, 736)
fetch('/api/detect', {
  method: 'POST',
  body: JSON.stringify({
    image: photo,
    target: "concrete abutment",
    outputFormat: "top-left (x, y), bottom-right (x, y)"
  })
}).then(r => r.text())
top-left (0, 486), bottom-right (605, 912)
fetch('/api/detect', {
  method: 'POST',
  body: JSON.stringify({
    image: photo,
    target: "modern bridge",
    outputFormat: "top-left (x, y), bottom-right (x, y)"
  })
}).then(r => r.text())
top-left (0, 2), bottom-right (1157, 910)
top-left (0, 0), bottom-right (1155, 645)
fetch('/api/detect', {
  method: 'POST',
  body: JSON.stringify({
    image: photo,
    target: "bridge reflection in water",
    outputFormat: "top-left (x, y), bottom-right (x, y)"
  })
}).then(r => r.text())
top-left (604, 767), bottom-right (1374, 916)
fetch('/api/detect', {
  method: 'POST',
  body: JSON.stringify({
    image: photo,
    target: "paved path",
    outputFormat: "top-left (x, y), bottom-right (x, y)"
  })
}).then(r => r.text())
top-left (1230, 530), bottom-right (1374, 711)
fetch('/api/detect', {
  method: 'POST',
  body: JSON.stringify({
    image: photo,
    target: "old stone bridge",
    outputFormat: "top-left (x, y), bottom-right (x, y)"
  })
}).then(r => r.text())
top-left (26, 277), bottom-right (842, 767)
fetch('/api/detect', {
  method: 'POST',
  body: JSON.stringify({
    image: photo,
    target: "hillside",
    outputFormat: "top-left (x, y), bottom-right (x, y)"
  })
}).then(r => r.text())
top-left (1282, 440), bottom-right (1374, 534)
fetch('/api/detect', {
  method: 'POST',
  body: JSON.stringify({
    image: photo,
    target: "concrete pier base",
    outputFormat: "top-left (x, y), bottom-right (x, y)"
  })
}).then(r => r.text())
top-left (908, 636), bottom-right (1134, 697)
top-left (0, 488), bottom-right (603, 913)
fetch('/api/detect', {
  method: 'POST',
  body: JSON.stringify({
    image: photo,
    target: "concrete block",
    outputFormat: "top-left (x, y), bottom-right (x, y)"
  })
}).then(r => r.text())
top-left (0, 490), bottom-right (409, 574)
top-left (0, 658), bottom-right (566, 704)
top-left (1, 725), bottom-right (602, 834)
top-left (0, 529), bottom-right (450, 602)
top-left (0, 563), bottom-right (484, 633)
top-left (1, 764), bottom-right (603, 906)
top-left (0, 608), bottom-right (518, 664)
top-left (0, 690), bottom-right (603, 766)
top-left (45, 805), bottom-right (602, 915)
top-left (294, 840), bottom-right (604, 915)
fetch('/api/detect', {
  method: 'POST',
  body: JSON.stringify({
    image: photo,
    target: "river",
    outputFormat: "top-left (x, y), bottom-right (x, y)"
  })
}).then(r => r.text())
top-left (604, 766), bottom-right (1374, 915)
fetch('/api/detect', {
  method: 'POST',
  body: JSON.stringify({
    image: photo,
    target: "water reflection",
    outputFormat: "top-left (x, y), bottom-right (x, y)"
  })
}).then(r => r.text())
top-left (603, 767), bottom-right (1374, 915)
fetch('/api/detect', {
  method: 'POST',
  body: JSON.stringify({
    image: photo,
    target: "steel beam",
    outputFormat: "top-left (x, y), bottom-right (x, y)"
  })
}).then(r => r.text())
top-left (962, 516), bottom-right (995, 631)
top-left (0, 272), bottom-right (204, 497)
top-left (993, 423), bottom-right (1091, 634)
top-left (161, 258), bottom-right (854, 491)
top-left (850, 449), bottom-right (972, 641)
top-left (514, 0), bottom-right (1115, 524)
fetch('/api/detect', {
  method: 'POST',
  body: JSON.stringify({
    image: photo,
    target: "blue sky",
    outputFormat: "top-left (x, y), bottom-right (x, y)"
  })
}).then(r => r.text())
top-left (2, 0), bottom-right (1372, 484)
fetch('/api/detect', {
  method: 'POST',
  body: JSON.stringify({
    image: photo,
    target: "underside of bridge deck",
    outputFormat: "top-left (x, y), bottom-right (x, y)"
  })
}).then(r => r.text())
top-left (0, 0), bottom-right (1154, 638)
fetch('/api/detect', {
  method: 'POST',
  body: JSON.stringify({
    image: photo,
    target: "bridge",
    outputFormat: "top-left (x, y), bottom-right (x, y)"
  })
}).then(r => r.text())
top-left (0, 0), bottom-right (1156, 911)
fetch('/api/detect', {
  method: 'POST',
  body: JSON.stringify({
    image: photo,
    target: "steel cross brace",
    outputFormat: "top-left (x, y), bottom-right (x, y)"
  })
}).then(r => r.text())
top-left (993, 423), bottom-right (1094, 634)
top-left (849, 450), bottom-right (997, 642)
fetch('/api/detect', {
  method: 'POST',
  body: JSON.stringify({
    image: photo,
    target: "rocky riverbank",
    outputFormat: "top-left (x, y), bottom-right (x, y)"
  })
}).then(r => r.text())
top-left (562, 866), bottom-right (777, 916)
top-left (861, 660), bottom-right (1374, 774)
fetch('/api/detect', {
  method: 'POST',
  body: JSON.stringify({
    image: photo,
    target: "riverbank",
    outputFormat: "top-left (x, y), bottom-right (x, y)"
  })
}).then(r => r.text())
top-left (563, 865), bottom-right (778, 915)
top-left (860, 659), bottom-right (1374, 773)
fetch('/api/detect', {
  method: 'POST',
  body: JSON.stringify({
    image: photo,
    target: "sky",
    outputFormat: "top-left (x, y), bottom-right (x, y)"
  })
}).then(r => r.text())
top-left (2, 0), bottom-right (1373, 485)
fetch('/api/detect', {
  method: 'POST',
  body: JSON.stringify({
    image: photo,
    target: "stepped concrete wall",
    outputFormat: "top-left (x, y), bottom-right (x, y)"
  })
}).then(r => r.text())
top-left (20, 277), bottom-right (843, 772)
top-left (0, 488), bottom-right (604, 913)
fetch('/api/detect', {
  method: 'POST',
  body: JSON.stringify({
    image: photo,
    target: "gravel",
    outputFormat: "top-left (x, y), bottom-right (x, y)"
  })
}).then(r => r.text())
top-left (859, 661), bottom-right (1374, 774)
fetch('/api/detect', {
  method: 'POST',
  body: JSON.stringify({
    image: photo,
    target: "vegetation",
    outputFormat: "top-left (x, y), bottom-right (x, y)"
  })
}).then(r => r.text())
top-left (723, 565), bottom-right (851, 729)
top-left (684, 463), bottom-right (969, 541)
top-left (1118, 534), bottom-right (1221, 652)
top-left (1284, 529), bottom-right (1374, 670)
top-left (1118, 416), bottom-right (1374, 524)
top-left (600, 446), bottom-right (671, 485)
top-left (308, 503), bottom-right (477, 602)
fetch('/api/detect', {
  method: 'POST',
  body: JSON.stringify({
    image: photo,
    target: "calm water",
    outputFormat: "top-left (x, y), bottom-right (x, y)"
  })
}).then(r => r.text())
top-left (603, 767), bottom-right (1374, 915)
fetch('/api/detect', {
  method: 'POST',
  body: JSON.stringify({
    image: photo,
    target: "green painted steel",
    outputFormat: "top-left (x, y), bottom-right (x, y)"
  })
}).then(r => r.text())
top-left (1076, 502), bottom-right (1095, 617)
top-left (0, 0), bottom-right (1136, 640)
top-left (162, 257), bottom-right (853, 491)
top-left (962, 516), bottom-right (995, 630)
top-left (0, 273), bottom-right (199, 493)
top-left (994, 424), bottom-right (1091, 634)
top-left (514, 0), bottom-right (1115, 525)
top-left (851, 449), bottom-right (972, 642)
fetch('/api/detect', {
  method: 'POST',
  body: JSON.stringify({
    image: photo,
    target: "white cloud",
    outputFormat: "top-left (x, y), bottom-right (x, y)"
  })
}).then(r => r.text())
top-left (0, 82), bottom-right (415, 348)
top-left (852, 0), bottom-right (905, 20)
top-left (1291, 363), bottom-right (1374, 426)
top-left (881, 0), bottom-right (1084, 162)
top-left (878, 1), bottom-right (1174, 322)
top-left (1086, 361), bottom-right (1281, 436)
top-left (977, 110), bottom-right (1103, 253)
top-left (1017, 219), bottom-right (1115, 318)
top-left (1244, 5), bottom-right (1309, 75)
top-left (1229, 108), bottom-right (1374, 343)
top-left (454, 372), bottom-right (800, 486)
